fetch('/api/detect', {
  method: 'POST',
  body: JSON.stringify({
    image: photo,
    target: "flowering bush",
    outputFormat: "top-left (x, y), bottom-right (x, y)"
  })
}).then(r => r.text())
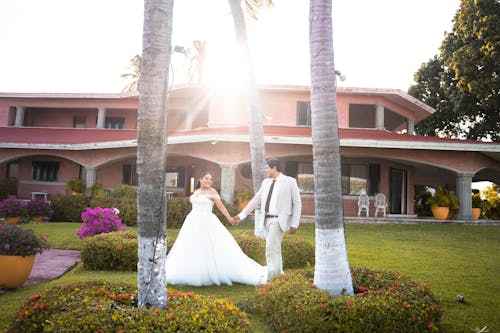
top-left (253, 267), bottom-right (442, 332)
top-left (26, 199), bottom-right (51, 217)
top-left (11, 281), bottom-right (251, 332)
top-left (0, 224), bottom-right (49, 256)
top-left (0, 198), bottom-right (27, 217)
top-left (76, 207), bottom-right (126, 239)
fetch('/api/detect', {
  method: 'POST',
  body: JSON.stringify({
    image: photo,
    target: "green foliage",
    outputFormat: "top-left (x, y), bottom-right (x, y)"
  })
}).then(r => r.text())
top-left (426, 187), bottom-right (459, 210)
top-left (65, 178), bottom-right (85, 193)
top-left (409, 0), bottom-right (500, 141)
top-left (0, 224), bottom-right (49, 256)
top-left (414, 185), bottom-right (433, 216)
top-left (88, 182), bottom-right (107, 197)
top-left (90, 197), bottom-right (137, 226)
top-left (50, 194), bottom-right (91, 222)
top-left (0, 178), bottom-right (17, 200)
top-left (81, 231), bottom-right (174, 271)
top-left (9, 281), bottom-right (251, 333)
top-left (109, 184), bottom-right (137, 199)
top-left (166, 197), bottom-right (191, 228)
top-left (233, 187), bottom-right (253, 206)
top-left (81, 230), bottom-right (314, 272)
top-left (472, 193), bottom-right (483, 208)
top-left (253, 267), bottom-right (441, 333)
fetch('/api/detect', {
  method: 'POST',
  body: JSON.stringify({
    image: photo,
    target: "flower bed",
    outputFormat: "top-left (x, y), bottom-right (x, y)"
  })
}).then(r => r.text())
top-left (253, 267), bottom-right (441, 332)
top-left (0, 198), bottom-right (27, 218)
top-left (10, 281), bottom-right (250, 332)
top-left (0, 224), bottom-right (49, 257)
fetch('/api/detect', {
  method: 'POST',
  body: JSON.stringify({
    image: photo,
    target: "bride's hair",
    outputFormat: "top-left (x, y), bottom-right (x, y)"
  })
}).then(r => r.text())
top-left (195, 171), bottom-right (211, 189)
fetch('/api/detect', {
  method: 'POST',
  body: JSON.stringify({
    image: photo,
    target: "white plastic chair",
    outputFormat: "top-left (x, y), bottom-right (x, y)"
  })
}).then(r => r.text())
top-left (357, 194), bottom-right (370, 216)
top-left (374, 193), bottom-right (387, 217)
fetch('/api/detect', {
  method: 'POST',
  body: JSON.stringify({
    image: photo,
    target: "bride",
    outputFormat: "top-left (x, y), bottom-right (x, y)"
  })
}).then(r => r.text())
top-left (166, 172), bottom-right (267, 286)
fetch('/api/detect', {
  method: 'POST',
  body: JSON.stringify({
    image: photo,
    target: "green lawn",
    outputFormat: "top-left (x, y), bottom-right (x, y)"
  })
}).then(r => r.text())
top-left (1, 222), bottom-right (498, 332)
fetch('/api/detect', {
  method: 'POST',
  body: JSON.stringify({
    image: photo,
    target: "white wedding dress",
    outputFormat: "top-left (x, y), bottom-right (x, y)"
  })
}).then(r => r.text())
top-left (166, 192), bottom-right (267, 286)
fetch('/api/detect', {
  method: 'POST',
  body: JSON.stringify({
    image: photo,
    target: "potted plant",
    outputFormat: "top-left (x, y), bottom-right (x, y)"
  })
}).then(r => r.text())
top-left (471, 193), bottom-right (482, 221)
top-left (0, 224), bottom-right (49, 288)
top-left (233, 187), bottom-right (253, 210)
top-left (0, 197), bottom-right (27, 224)
top-left (425, 187), bottom-right (458, 220)
top-left (66, 178), bottom-right (85, 195)
top-left (27, 199), bottom-right (51, 222)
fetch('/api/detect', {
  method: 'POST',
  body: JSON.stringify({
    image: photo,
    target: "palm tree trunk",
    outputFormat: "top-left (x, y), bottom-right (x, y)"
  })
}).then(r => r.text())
top-left (136, 0), bottom-right (173, 308)
top-left (228, 0), bottom-right (266, 193)
top-left (309, 0), bottom-right (354, 296)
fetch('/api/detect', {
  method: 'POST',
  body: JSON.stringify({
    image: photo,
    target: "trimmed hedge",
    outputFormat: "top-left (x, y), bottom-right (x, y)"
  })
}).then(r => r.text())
top-left (81, 230), bottom-right (315, 272)
top-left (10, 281), bottom-right (250, 332)
top-left (81, 231), bottom-right (174, 271)
top-left (50, 194), bottom-right (91, 222)
top-left (253, 267), bottom-right (441, 332)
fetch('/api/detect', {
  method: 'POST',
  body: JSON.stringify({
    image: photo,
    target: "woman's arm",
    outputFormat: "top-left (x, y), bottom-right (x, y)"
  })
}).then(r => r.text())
top-left (208, 190), bottom-right (235, 223)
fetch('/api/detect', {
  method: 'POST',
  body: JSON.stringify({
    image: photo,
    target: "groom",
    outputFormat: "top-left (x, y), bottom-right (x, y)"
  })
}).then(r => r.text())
top-left (234, 158), bottom-right (302, 280)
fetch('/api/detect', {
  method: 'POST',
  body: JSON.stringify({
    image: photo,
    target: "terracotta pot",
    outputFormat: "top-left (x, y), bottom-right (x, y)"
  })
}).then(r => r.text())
top-left (32, 216), bottom-right (44, 222)
top-left (431, 206), bottom-right (449, 220)
top-left (472, 208), bottom-right (481, 221)
top-left (0, 254), bottom-right (36, 288)
top-left (4, 216), bottom-right (21, 224)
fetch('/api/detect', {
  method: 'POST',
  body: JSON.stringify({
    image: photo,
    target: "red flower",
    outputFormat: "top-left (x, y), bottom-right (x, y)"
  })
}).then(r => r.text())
top-left (403, 301), bottom-right (410, 309)
top-left (28, 292), bottom-right (42, 301)
top-left (345, 301), bottom-right (354, 307)
top-left (427, 322), bottom-right (435, 330)
top-left (116, 244), bottom-right (123, 251)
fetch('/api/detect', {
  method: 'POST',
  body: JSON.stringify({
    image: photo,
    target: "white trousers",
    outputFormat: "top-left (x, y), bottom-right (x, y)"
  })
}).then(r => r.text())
top-left (265, 218), bottom-right (285, 280)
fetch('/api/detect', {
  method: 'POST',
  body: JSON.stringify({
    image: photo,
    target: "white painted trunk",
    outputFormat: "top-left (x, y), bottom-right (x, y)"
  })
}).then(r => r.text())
top-left (314, 228), bottom-right (354, 296)
top-left (137, 234), bottom-right (167, 308)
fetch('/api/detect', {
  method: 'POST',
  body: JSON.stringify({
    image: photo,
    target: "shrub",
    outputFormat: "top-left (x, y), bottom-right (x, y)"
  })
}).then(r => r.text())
top-left (0, 198), bottom-right (27, 217)
top-left (10, 281), bottom-right (251, 332)
top-left (81, 231), bottom-right (175, 271)
top-left (0, 178), bottom-right (17, 200)
top-left (50, 194), bottom-right (91, 222)
top-left (90, 196), bottom-right (137, 226)
top-left (76, 207), bottom-right (126, 239)
top-left (26, 199), bottom-right (50, 217)
top-left (66, 178), bottom-right (85, 194)
top-left (109, 184), bottom-right (137, 199)
top-left (253, 267), bottom-right (441, 333)
top-left (166, 197), bottom-right (191, 228)
top-left (234, 231), bottom-right (314, 269)
top-left (0, 224), bottom-right (49, 256)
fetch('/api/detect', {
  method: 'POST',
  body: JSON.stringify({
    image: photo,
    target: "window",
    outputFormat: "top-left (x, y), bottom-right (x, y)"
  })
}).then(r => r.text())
top-left (32, 161), bottom-right (59, 182)
top-left (73, 116), bottom-right (86, 128)
top-left (105, 117), bottom-right (125, 129)
top-left (122, 164), bottom-right (138, 186)
top-left (296, 101), bottom-right (311, 126)
top-left (297, 162), bottom-right (314, 193)
top-left (341, 164), bottom-right (380, 195)
top-left (165, 167), bottom-right (185, 189)
top-left (7, 162), bottom-right (19, 179)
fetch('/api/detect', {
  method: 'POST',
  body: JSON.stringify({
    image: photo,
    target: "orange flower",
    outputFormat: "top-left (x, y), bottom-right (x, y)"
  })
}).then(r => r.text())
top-left (116, 244), bottom-right (123, 251)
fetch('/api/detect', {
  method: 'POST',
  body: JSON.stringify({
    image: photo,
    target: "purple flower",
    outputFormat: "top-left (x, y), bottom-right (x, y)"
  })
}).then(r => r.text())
top-left (76, 207), bottom-right (126, 239)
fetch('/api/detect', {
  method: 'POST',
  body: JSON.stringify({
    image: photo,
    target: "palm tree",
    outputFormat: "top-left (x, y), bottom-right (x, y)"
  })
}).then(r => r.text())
top-left (227, 0), bottom-right (272, 195)
top-left (188, 40), bottom-right (208, 85)
top-left (121, 54), bottom-right (141, 93)
top-left (136, 0), bottom-right (174, 308)
top-left (309, 0), bottom-right (354, 296)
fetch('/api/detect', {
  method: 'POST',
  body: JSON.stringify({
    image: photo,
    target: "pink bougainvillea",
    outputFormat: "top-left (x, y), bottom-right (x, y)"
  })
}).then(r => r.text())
top-left (76, 207), bottom-right (126, 239)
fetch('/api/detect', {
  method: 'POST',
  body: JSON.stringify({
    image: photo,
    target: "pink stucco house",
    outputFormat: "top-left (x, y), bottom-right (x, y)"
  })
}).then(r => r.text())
top-left (0, 85), bottom-right (499, 221)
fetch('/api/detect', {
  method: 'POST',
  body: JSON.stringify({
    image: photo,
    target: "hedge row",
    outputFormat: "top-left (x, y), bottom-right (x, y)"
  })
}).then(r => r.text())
top-left (81, 230), bottom-right (315, 271)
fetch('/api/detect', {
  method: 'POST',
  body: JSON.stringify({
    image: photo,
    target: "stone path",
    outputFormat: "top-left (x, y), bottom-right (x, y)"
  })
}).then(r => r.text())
top-left (23, 249), bottom-right (81, 286)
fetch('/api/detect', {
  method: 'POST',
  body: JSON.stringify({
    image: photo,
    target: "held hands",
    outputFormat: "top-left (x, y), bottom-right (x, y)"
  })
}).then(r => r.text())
top-left (228, 216), bottom-right (241, 225)
top-left (289, 226), bottom-right (297, 234)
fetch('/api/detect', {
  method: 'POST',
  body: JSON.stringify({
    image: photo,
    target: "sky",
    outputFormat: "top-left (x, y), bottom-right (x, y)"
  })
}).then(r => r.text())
top-left (0, 0), bottom-right (462, 94)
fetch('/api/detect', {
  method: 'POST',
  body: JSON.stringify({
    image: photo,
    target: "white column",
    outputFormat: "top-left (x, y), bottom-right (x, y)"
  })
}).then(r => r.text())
top-left (84, 166), bottom-right (97, 190)
top-left (375, 104), bottom-right (384, 129)
top-left (220, 165), bottom-right (236, 204)
top-left (15, 106), bottom-right (25, 127)
top-left (407, 118), bottom-right (415, 134)
top-left (456, 173), bottom-right (473, 221)
top-left (96, 107), bottom-right (106, 128)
